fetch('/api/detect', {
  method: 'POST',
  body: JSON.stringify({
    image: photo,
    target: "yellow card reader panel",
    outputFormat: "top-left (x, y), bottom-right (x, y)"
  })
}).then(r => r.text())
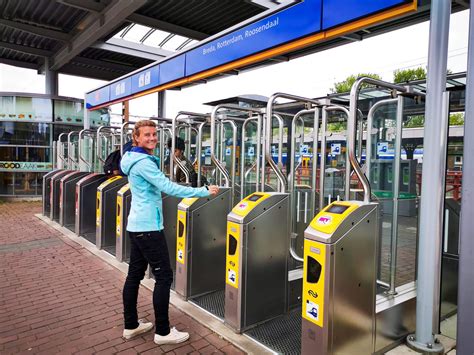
top-left (309, 201), bottom-right (359, 235)
top-left (181, 197), bottom-right (198, 207)
top-left (231, 193), bottom-right (272, 217)
top-left (302, 239), bottom-right (326, 328)
top-left (176, 210), bottom-right (187, 265)
top-left (226, 221), bottom-right (240, 288)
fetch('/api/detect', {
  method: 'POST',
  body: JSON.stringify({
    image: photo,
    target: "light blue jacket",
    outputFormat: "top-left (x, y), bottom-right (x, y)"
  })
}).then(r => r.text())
top-left (120, 148), bottom-right (209, 232)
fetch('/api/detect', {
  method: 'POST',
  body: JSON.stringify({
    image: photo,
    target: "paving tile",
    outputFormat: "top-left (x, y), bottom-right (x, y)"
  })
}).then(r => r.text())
top-left (0, 201), bottom-right (243, 354)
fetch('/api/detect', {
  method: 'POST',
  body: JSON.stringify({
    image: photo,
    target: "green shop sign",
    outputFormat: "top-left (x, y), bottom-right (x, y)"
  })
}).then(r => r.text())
top-left (0, 161), bottom-right (53, 172)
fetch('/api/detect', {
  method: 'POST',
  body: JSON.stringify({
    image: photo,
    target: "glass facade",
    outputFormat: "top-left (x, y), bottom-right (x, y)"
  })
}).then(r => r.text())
top-left (0, 93), bottom-right (109, 196)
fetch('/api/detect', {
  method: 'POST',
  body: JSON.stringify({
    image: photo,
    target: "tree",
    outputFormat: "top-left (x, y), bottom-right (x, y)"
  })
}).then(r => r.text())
top-left (331, 73), bottom-right (382, 94)
top-left (449, 112), bottom-right (464, 126)
top-left (393, 67), bottom-right (426, 83)
top-left (393, 66), bottom-right (453, 83)
top-left (404, 115), bottom-right (424, 128)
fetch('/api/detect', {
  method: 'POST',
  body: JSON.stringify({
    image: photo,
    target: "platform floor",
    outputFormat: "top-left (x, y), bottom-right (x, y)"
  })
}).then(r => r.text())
top-left (0, 201), bottom-right (245, 355)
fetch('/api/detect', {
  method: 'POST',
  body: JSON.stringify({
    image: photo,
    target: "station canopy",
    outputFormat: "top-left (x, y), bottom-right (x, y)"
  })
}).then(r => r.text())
top-left (0, 0), bottom-right (282, 80)
top-left (0, 0), bottom-right (469, 83)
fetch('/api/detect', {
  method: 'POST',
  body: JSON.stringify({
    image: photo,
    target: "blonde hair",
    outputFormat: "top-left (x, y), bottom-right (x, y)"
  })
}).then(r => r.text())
top-left (132, 120), bottom-right (156, 145)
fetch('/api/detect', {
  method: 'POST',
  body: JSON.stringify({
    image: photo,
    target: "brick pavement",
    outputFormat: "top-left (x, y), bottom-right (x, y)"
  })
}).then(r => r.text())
top-left (0, 201), bottom-right (245, 355)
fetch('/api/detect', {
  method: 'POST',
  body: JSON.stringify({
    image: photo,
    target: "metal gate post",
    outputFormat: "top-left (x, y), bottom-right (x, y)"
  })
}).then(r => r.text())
top-left (456, 4), bottom-right (474, 354)
top-left (407, 0), bottom-right (451, 352)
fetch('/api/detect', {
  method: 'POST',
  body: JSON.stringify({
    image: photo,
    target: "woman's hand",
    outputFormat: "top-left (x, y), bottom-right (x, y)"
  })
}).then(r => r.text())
top-left (208, 185), bottom-right (219, 195)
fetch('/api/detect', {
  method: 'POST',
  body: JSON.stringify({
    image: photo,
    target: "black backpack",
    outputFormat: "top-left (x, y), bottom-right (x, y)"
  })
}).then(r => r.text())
top-left (103, 150), bottom-right (122, 175)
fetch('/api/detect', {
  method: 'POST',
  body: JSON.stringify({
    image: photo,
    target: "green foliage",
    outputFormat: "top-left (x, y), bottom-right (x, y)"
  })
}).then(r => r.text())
top-left (404, 113), bottom-right (464, 128)
top-left (404, 115), bottom-right (424, 128)
top-left (327, 122), bottom-right (346, 132)
top-left (449, 112), bottom-right (464, 126)
top-left (331, 73), bottom-right (382, 94)
top-left (393, 67), bottom-right (427, 83)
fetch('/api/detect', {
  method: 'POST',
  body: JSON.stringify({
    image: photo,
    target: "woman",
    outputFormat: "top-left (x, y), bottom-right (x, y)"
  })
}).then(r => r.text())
top-left (120, 120), bottom-right (219, 344)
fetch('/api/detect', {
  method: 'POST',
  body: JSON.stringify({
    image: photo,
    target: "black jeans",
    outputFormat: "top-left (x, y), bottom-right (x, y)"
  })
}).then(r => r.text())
top-left (123, 230), bottom-right (173, 335)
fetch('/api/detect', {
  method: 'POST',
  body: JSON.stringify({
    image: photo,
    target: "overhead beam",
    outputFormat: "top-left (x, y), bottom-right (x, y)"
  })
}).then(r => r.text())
top-left (72, 56), bottom-right (135, 73)
top-left (0, 58), bottom-right (39, 70)
top-left (61, 63), bottom-right (120, 81)
top-left (92, 41), bottom-right (162, 61)
top-left (0, 40), bottom-right (53, 57)
top-left (103, 38), bottom-right (173, 57)
top-left (0, 19), bottom-right (72, 42)
top-left (57, 0), bottom-right (209, 40)
top-left (268, 55), bottom-right (289, 62)
top-left (127, 14), bottom-right (209, 41)
top-left (51, 0), bottom-right (148, 71)
top-left (341, 33), bottom-right (363, 41)
top-left (56, 0), bottom-right (103, 13)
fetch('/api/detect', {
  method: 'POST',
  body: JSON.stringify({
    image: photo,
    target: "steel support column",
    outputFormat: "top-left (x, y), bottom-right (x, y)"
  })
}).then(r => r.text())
top-left (456, 4), bottom-right (474, 354)
top-left (158, 91), bottom-right (166, 118)
top-left (44, 58), bottom-right (58, 96)
top-left (407, 1), bottom-right (451, 352)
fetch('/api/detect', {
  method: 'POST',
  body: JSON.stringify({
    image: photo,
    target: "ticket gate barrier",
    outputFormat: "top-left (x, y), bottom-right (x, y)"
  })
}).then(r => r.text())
top-left (42, 169), bottom-right (64, 216)
top-left (75, 173), bottom-right (108, 242)
top-left (59, 171), bottom-right (89, 228)
top-left (224, 192), bottom-right (291, 332)
top-left (50, 170), bottom-right (73, 222)
top-left (162, 193), bottom-right (182, 288)
top-left (116, 184), bottom-right (131, 263)
top-left (301, 201), bottom-right (378, 354)
top-left (96, 175), bottom-right (128, 255)
top-left (175, 188), bottom-right (232, 317)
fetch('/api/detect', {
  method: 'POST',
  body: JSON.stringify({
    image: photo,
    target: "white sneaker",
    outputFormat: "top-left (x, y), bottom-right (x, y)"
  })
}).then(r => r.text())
top-left (123, 320), bottom-right (154, 339)
top-left (154, 327), bottom-right (190, 345)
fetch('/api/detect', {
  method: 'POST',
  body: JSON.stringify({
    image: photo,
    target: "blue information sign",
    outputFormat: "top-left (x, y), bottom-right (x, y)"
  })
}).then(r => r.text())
top-left (86, 0), bottom-right (415, 109)
top-left (86, 86), bottom-right (110, 109)
top-left (185, 0), bottom-right (321, 76)
top-left (131, 65), bottom-right (160, 93)
top-left (160, 55), bottom-right (186, 85)
top-left (110, 77), bottom-right (132, 101)
top-left (322, 0), bottom-right (410, 29)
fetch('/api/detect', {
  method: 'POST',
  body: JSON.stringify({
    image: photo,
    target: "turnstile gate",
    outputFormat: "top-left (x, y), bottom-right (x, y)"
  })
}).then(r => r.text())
top-left (301, 201), bottom-right (378, 354)
top-left (75, 173), bottom-right (108, 242)
top-left (175, 188), bottom-right (232, 318)
top-left (50, 170), bottom-right (72, 222)
top-left (42, 169), bottom-right (64, 216)
top-left (116, 184), bottom-right (131, 263)
top-left (96, 176), bottom-right (128, 255)
top-left (225, 192), bottom-right (291, 332)
top-left (162, 193), bottom-right (182, 289)
top-left (59, 171), bottom-right (89, 228)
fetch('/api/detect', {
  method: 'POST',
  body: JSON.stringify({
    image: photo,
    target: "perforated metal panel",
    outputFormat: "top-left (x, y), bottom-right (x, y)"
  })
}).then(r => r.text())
top-left (245, 308), bottom-right (301, 355)
top-left (190, 290), bottom-right (225, 319)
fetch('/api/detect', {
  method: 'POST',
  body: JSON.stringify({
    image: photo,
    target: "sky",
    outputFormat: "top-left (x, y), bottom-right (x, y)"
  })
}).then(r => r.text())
top-left (0, 9), bottom-right (470, 120)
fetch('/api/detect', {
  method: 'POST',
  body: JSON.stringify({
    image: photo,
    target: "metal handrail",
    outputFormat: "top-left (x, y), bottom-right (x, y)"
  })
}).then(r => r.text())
top-left (348, 77), bottom-right (408, 203)
top-left (211, 104), bottom-right (261, 187)
top-left (57, 133), bottom-right (68, 169)
top-left (241, 116), bottom-right (260, 197)
top-left (288, 108), bottom-right (320, 263)
top-left (120, 122), bottom-right (136, 156)
top-left (222, 119), bottom-right (237, 205)
top-left (78, 129), bottom-right (96, 172)
top-left (67, 131), bottom-right (79, 170)
top-left (96, 126), bottom-right (116, 165)
top-left (196, 121), bottom-right (207, 187)
top-left (265, 93), bottom-right (321, 193)
top-left (171, 111), bottom-right (209, 181)
top-left (366, 98), bottom-right (398, 184)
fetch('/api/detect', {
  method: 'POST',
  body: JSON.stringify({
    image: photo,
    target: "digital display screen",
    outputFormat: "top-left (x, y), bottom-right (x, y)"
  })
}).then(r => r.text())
top-left (326, 204), bottom-right (350, 214)
top-left (247, 194), bottom-right (263, 202)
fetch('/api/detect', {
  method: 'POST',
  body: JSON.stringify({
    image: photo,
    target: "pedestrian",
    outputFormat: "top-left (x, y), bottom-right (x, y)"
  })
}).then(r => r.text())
top-left (120, 120), bottom-right (219, 344)
top-left (167, 136), bottom-right (206, 187)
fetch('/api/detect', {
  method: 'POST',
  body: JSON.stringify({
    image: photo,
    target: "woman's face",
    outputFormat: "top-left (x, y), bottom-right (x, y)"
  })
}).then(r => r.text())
top-left (135, 126), bottom-right (157, 153)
